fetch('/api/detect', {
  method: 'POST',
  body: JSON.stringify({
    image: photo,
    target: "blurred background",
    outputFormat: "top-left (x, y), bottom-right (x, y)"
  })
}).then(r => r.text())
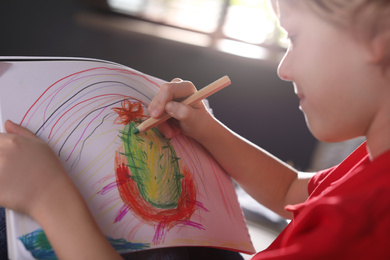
top-left (0, 0), bottom-right (317, 171)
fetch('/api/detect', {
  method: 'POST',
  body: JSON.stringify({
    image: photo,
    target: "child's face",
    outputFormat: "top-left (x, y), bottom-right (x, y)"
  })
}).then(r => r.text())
top-left (276, 1), bottom-right (381, 143)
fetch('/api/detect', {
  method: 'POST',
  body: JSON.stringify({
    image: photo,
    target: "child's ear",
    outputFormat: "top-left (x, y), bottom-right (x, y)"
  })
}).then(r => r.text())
top-left (367, 30), bottom-right (390, 64)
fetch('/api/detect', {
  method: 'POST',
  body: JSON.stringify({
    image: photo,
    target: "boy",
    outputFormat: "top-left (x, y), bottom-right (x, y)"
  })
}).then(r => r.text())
top-left (148, 0), bottom-right (390, 258)
top-left (1, 0), bottom-right (390, 259)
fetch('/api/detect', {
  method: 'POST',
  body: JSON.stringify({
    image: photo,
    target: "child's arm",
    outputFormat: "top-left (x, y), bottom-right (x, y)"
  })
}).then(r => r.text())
top-left (195, 118), bottom-right (311, 219)
top-left (148, 79), bottom-right (311, 218)
top-left (0, 121), bottom-right (122, 260)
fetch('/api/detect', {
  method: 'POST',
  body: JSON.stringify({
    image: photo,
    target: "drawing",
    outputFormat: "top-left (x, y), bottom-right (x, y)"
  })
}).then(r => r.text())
top-left (17, 66), bottom-right (209, 257)
top-left (20, 228), bottom-right (149, 259)
top-left (2, 61), bottom-right (254, 259)
top-left (99, 99), bottom-right (204, 244)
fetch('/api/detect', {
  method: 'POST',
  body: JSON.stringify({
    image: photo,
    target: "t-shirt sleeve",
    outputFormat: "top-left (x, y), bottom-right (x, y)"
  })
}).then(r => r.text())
top-left (253, 187), bottom-right (390, 260)
top-left (307, 167), bottom-right (335, 195)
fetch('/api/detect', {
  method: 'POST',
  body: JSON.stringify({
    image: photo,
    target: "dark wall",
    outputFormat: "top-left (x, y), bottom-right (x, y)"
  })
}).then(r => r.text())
top-left (0, 0), bottom-right (316, 170)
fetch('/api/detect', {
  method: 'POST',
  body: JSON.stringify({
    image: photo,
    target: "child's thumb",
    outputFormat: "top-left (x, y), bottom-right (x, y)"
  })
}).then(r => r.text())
top-left (4, 120), bottom-right (37, 138)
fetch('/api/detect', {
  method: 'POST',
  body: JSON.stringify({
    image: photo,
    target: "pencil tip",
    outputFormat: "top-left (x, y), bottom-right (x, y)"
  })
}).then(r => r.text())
top-left (133, 128), bottom-right (140, 134)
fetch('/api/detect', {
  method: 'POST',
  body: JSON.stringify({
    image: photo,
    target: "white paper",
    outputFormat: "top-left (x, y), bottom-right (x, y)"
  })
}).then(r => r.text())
top-left (0, 57), bottom-right (255, 259)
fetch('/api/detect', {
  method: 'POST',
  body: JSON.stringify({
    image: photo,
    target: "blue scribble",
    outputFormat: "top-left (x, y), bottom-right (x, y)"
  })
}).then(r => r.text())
top-left (107, 236), bottom-right (150, 252)
top-left (19, 229), bottom-right (56, 260)
top-left (19, 228), bottom-right (150, 259)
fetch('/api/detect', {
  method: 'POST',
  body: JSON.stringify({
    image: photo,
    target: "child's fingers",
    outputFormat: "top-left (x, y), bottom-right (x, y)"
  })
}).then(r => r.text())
top-left (154, 121), bottom-right (177, 139)
top-left (165, 100), bottom-right (205, 128)
top-left (163, 79), bottom-right (196, 100)
top-left (165, 101), bottom-right (191, 121)
top-left (4, 120), bottom-right (36, 138)
top-left (169, 78), bottom-right (198, 100)
top-left (164, 100), bottom-right (210, 140)
top-left (171, 78), bottom-right (183, 83)
top-left (148, 79), bottom-right (197, 118)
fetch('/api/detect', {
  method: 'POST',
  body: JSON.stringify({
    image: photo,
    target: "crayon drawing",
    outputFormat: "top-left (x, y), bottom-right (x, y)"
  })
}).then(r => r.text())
top-left (0, 60), bottom-right (254, 259)
top-left (100, 99), bottom-right (205, 244)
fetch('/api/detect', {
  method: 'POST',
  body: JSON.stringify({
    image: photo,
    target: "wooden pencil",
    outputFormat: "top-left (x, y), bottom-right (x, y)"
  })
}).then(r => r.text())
top-left (134, 75), bottom-right (231, 134)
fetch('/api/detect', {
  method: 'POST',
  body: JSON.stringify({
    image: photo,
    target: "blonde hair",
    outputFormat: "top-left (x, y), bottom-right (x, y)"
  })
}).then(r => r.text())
top-left (271, 0), bottom-right (390, 67)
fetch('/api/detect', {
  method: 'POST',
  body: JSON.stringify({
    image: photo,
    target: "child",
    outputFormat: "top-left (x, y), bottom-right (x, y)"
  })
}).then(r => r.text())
top-left (147, 0), bottom-right (390, 259)
top-left (1, 0), bottom-right (390, 259)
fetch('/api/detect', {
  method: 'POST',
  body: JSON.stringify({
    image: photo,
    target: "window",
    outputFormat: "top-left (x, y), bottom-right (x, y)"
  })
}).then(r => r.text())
top-left (105, 0), bottom-right (286, 59)
top-left (109, 0), bottom-right (224, 33)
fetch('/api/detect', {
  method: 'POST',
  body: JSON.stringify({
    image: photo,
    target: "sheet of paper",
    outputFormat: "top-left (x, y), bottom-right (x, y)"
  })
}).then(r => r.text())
top-left (0, 58), bottom-right (255, 259)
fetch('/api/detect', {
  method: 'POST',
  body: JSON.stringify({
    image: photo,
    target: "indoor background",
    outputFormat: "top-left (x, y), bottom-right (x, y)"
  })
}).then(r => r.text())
top-left (0, 0), bottom-right (317, 171)
top-left (0, 0), bottom-right (321, 258)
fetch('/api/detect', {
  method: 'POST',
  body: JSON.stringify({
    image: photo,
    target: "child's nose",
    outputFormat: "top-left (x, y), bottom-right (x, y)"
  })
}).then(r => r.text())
top-left (277, 51), bottom-right (293, 82)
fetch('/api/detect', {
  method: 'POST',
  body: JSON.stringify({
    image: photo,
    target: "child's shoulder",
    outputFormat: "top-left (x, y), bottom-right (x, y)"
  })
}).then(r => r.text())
top-left (308, 142), bottom-right (369, 195)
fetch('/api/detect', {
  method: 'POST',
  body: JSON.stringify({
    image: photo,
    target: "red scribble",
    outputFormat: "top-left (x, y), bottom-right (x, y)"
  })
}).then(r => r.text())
top-left (112, 100), bottom-right (148, 125)
top-left (21, 66), bottom-right (160, 125)
top-left (114, 152), bottom-right (198, 242)
top-left (48, 94), bottom-right (146, 139)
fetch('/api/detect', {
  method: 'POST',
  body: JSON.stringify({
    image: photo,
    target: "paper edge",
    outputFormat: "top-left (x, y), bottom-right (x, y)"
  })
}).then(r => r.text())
top-left (0, 57), bottom-right (254, 257)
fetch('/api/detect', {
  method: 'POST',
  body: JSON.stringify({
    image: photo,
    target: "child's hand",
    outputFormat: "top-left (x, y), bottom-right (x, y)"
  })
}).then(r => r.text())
top-left (0, 120), bottom-right (72, 218)
top-left (0, 121), bottom-right (123, 259)
top-left (148, 78), bottom-right (214, 140)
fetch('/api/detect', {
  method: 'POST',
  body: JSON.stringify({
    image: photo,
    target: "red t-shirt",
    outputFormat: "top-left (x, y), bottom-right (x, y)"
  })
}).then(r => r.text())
top-left (252, 142), bottom-right (390, 259)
